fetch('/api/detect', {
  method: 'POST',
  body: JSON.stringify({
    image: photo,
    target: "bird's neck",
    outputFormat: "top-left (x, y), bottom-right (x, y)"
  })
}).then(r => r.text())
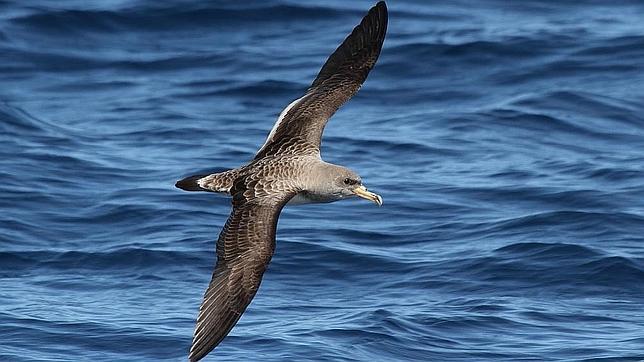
top-left (286, 159), bottom-right (343, 206)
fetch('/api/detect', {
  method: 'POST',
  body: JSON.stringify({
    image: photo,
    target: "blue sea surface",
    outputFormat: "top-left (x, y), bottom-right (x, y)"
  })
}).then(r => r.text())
top-left (2, 0), bottom-right (644, 361)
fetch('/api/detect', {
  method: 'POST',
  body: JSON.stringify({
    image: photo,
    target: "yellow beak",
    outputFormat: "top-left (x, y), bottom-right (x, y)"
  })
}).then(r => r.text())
top-left (353, 185), bottom-right (383, 206)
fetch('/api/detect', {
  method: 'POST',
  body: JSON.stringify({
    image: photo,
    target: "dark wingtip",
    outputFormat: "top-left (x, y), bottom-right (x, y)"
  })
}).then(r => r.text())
top-left (309, 0), bottom-right (388, 91)
top-left (175, 174), bottom-right (206, 191)
top-left (373, 1), bottom-right (388, 32)
top-left (373, 1), bottom-right (388, 21)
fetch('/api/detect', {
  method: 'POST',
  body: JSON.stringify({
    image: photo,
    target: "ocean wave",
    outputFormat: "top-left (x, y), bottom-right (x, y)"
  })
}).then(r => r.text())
top-left (9, 4), bottom-right (343, 33)
top-left (450, 241), bottom-right (644, 294)
top-left (0, 248), bottom-right (202, 274)
top-left (495, 242), bottom-right (601, 259)
top-left (0, 102), bottom-right (71, 136)
top-left (2, 0), bottom-right (644, 361)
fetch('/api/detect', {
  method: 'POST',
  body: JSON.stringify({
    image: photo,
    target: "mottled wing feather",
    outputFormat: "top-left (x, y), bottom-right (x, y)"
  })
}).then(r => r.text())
top-left (189, 175), bottom-right (298, 362)
top-left (254, 1), bottom-right (387, 159)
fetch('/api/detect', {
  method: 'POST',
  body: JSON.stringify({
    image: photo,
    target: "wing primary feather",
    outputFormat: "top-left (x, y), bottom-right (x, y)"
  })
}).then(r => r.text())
top-left (310, 1), bottom-right (387, 90)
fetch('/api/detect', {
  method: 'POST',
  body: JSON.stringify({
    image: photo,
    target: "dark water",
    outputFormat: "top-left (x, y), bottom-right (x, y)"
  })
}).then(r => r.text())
top-left (2, 0), bottom-right (644, 361)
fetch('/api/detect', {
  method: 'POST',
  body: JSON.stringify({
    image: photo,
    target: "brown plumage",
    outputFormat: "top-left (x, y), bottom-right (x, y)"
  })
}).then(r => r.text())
top-left (176, 2), bottom-right (388, 361)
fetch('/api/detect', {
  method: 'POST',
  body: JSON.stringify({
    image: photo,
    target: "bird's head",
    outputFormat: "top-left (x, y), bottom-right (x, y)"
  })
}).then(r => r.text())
top-left (315, 165), bottom-right (382, 206)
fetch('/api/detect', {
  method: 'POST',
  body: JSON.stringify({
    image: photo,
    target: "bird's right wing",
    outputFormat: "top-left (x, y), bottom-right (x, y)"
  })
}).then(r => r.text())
top-left (189, 176), bottom-right (298, 362)
top-left (254, 1), bottom-right (388, 159)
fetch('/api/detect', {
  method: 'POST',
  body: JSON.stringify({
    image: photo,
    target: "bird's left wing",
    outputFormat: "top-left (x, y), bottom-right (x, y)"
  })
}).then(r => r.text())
top-left (254, 1), bottom-right (388, 159)
top-left (189, 176), bottom-right (298, 361)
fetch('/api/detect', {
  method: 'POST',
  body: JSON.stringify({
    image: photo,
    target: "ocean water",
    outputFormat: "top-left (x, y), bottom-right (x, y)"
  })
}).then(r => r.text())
top-left (2, 0), bottom-right (644, 361)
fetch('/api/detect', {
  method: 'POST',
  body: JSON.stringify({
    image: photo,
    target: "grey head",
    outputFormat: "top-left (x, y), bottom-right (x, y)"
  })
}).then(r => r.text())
top-left (297, 162), bottom-right (382, 206)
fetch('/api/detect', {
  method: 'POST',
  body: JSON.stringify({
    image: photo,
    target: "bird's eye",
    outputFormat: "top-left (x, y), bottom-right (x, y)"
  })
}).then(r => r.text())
top-left (343, 178), bottom-right (356, 186)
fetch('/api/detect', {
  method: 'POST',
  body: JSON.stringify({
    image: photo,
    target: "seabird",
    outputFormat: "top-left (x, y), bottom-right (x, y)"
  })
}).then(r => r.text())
top-left (175, 2), bottom-right (387, 360)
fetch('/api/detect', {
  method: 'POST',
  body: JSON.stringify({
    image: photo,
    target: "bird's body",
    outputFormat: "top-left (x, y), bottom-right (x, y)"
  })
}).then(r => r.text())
top-left (176, 2), bottom-right (388, 361)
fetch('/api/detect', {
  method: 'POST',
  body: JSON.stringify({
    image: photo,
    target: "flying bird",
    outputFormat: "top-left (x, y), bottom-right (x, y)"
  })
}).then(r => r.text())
top-left (176, 2), bottom-right (388, 360)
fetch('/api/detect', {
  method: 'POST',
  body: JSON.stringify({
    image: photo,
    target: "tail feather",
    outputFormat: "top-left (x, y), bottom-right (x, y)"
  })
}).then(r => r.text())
top-left (175, 169), bottom-right (239, 194)
top-left (175, 174), bottom-right (210, 192)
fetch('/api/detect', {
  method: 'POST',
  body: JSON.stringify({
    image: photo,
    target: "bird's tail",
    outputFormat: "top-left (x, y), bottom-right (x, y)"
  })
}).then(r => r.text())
top-left (175, 169), bottom-right (239, 194)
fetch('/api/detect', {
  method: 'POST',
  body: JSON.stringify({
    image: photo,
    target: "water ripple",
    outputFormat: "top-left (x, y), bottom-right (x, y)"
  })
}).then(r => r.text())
top-left (2, 0), bottom-right (644, 361)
